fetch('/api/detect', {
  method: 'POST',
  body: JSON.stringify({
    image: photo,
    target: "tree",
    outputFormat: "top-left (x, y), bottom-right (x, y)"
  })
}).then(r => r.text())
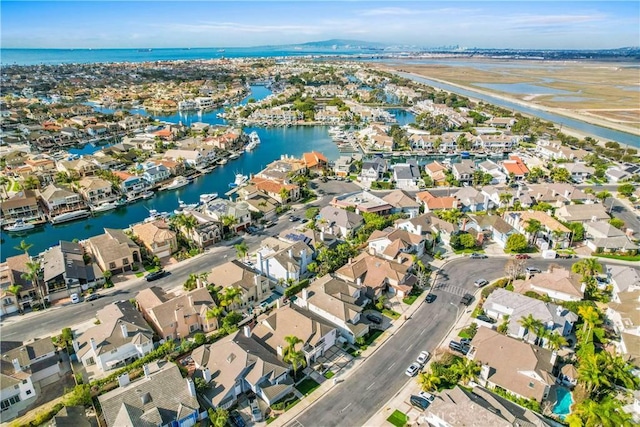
top-left (452, 357), bottom-right (480, 384)
top-left (577, 354), bottom-right (609, 396)
top-left (279, 188), bottom-right (290, 203)
top-left (23, 175), bottom-right (40, 190)
top-left (21, 260), bottom-right (46, 308)
top-left (524, 219), bottom-right (542, 246)
top-left (617, 183), bottom-right (635, 197)
top-left (417, 370), bottom-right (441, 392)
top-left (102, 269), bottom-right (112, 283)
top-left (208, 408), bottom-right (230, 427)
top-left (14, 239), bottom-right (33, 255)
top-left (283, 335), bottom-right (303, 357)
top-left (305, 207), bottom-right (319, 220)
top-left (457, 233), bottom-right (476, 249)
top-left (600, 351), bottom-right (639, 390)
top-left (567, 397), bottom-right (633, 427)
top-left (572, 258), bottom-right (603, 278)
top-left (505, 233), bottom-right (528, 253)
top-left (550, 167), bottom-right (571, 183)
top-left (436, 208), bottom-right (463, 224)
top-left (546, 332), bottom-right (568, 351)
top-left (595, 190), bottom-right (611, 203)
top-left (283, 349), bottom-right (307, 378)
top-left (206, 305), bottom-right (225, 323)
top-left (504, 258), bottom-right (526, 283)
top-left (608, 218), bottom-right (625, 229)
top-left (498, 193), bottom-right (513, 208)
top-left (220, 286), bottom-right (243, 309)
top-left (566, 222), bottom-right (585, 242)
top-left (577, 305), bottom-right (602, 344)
top-left (518, 314), bottom-right (543, 341)
top-left (234, 242), bottom-right (249, 260)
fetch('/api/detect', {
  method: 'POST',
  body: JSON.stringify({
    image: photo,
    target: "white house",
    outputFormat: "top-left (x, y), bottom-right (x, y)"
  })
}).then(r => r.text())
top-left (255, 240), bottom-right (313, 283)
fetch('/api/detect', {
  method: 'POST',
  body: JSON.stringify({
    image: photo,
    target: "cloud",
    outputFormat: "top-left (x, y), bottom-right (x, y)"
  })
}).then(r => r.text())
top-left (360, 7), bottom-right (416, 17)
top-left (505, 13), bottom-right (608, 30)
top-left (168, 21), bottom-right (321, 35)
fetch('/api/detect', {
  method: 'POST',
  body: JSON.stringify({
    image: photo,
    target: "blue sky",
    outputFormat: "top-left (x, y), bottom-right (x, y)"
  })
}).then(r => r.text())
top-left (2, 1), bottom-right (638, 49)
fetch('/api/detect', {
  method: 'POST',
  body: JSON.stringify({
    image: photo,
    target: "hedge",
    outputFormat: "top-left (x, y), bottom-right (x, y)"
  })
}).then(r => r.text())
top-left (285, 279), bottom-right (310, 297)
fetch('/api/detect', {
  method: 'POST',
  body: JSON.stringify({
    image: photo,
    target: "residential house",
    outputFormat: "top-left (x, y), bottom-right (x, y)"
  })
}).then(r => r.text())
top-left (333, 155), bottom-right (357, 177)
top-left (584, 221), bottom-right (638, 253)
top-left (0, 254), bottom-right (41, 315)
top-left (39, 184), bottom-right (85, 216)
top-left (302, 151), bottom-right (328, 172)
top-left (136, 287), bottom-right (217, 341)
top-left (536, 140), bottom-right (588, 161)
top-left (98, 361), bottom-right (200, 427)
top-left (504, 211), bottom-right (570, 250)
top-left (256, 155), bottom-right (307, 182)
top-left (42, 241), bottom-right (104, 300)
top-left (163, 149), bottom-right (208, 169)
top-left (252, 304), bottom-right (338, 365)
top-left (77, 176), bottom-right (117, 205)
top-left (395, 212), bottom-right (458, 247)
top-left (607, 265), bottom-right (640, 297)
top-left (452, 160), bottom-right (475, 185)
top-left (73, 301), bottom-right (154, 374)
top-left (84, 228), bottom-right (141, 274)
top-left (293, 274), bottom-right (369, 344)
top-left (382, 189), bottom-right (420, 218)
top-left (204, 199), bottom-right (251, 233)
top-left (468, 327), bottom-right (557, 402)
top-left (117, 114), bottom-right (147, 132)
top-left (466, 214), bottom-right (518, 248)
top-left (176, 211), bottom-right (222, 249)
top-left (453, 186), bottom-right (490, 212)
top-left (483, 288), bottom-right (578, 344)
top-left (142, 164), bottom-right (171, 185)
top-left (513, 267), bottom-right (585, 302)
top-left (317, 206), bottom-right (364, 238)
top-left (605, 167), bottom-right (630, 183)
top-left (392, 161), bottom-right (420, 190)
top-left (0, 190), bottom-right (42, 223)
top-left (240, 190), bottom-right (278, 220)
top-left (335, 252), bottom-right (416, 298)
top-left (330, 191), bottom-right (393, 215)
top-left (278, 228), bottom-right (341, 253)
top-left (488, 117), bottom-right (516, 128)
top-left (358, 158), bottom-right (387, 187)
top-left (556, 204), bottom-right (610, 224)
top-left (49, 406), bottom-right (92, 427)
top-left (116, 173), bottom-right (149, 197)
top-left (191, 329), bottom-right (293, 409)
top-left (478, 160), bottom-right (508, 185)
top-left (255, 240), bottom-right (313, 283)
top-left (558, 163), bottom-right (595, 183)
top-left (251, 177), bottom-right (300, 204)
top-left (502, 156), bottom-right (529, 181)
top-left (479, 134), bottom-right (518, 151)
top-left (209, 260), bottom-right (273, 309)
top-left (526, 184), bottom-right (596, 207)
top-left (607, 287), bottom-right (640, 364)
top-left (424, 161), bottom-right (448, 186)
top-left (415, 191), bottom-right (458, 213)
top-left (57, 158), bottom-right (99, 177)
top-left (131, 220), bottom-right (178, 259)
top-left (367, 227), bottom-right (427, 260)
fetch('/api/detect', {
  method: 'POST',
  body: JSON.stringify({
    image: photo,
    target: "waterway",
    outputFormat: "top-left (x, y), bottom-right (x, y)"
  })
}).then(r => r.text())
top-left (397, 72), bottom-right (640, 148)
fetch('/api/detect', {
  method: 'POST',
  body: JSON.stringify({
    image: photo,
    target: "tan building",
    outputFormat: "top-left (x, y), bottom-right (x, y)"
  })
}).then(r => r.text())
top-left (136, 287), bottom-right (217, 341)
top-left (77, 176), bottom-right (117, 205)
top-left (335, 252), bottom-right (416, 298)
top-left (131, 220), bottom-right (177, 259)
top-left (84, 228), bottom-right (141, 274)
top-left (0, 190), bottom-right (43, 222)
top-left (208, 260), bottom-right (272, 308)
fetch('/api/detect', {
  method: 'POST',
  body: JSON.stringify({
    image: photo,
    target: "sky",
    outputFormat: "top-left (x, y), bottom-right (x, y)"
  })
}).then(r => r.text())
top-left (1, 1), bottom-right (638, 49)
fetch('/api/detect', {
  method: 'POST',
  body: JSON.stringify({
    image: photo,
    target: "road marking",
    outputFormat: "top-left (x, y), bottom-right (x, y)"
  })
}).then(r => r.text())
top-left (387, 361), bottom-right (396, 370)
top-left (420, 329), bottom-right (427, 336)
top-left (366, 382), bottom-right (376, 390)
top-left (407, 342), bottom-right (416, 351)
top-left (340, 403), bottom-right (352, 413)
top-left (438, 283), bottom-right (467, 297)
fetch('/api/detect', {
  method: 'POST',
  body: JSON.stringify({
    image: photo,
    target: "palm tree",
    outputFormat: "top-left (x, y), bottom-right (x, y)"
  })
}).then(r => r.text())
top-left (220, 287), bottom-right (242, 309)
top-left (234, 242), bottom-right (249, 261)
top-left (438, 208), bottom-right (463, 224)
top-left (283, 349), bottom-right (307, 379)
top-left (595, 190), bottom-right (611, 204)
top-left (577, 353), bottom-right (609, 396)
top-left (23, 175), bottom-right (40, 190)
top-left (452, 358), bottom-right (480, 384)
top-left (518, 314), bottom-right (543, 342)
top-left (524, 219), bottom-right (542, 246)
top-left (21, 260), bottom-right (46, 308)
top-left (417, 370), bottom-right (441, 392)
top-left (498, 193), bottom-right (513, 208)
top-left (279, 188), bottom-right (290, 204)
top-left (283, 335), bottom-right (303, 357)
top-left (546, 332), bottom-right (568, 351)
top-left (14, 240), bottom-right (33, 255)
top-left (7, 284), bottom-right (22, 311)
top-left (577, 306), bottom-right (602, 343)
top-left (600, 352), bottom-right (639, 390)
top-left (571, 258), bottom-right (602, 278)
top-left (221, 215), bottom-right (238, 236)
top-left (0, 176), bottom-right (9, 199)
top-left (184, 273), bottom-right (199, 291)
top-left (566, 397), bottom-right (633, 427)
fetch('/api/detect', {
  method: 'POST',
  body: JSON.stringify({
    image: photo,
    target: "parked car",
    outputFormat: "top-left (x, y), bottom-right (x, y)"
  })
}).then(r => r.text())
top-left (366, 313), bottom-right (383, 324)
top-left (405, 362), bottom-right (421, 377)
top-left (515, 254), bottom-right (530, 259)
top-left (410, 395), bottom-right (430, 410)
top-left (85, 293), bottom-right (101, 302)
top-left (70, 293), bottom-right (81, 304)
top-left (418, 391), bottom-right (435, 403)
top-left (229, 411), bottom-right (246, 427)
top-left (145, 270), bottom-right (166, 282)
top-left (416, 351), bottom-right (430, 365)
top-left (424, 293), bottom-right (436, 303)
top-left (477, 314), bottom-right (496, 324)
top-left (265, 221), bottom-right (276, 228)
top-left (460, 294), bottom-right (474, 306)
top-left (474, 279), bottom-right (489, 287)
top-left (449, 341), bottom-right (470, 355)
top-left (526, 267), bottom-right (542, 274)
top-left (470, 253), bottom-right (487, 259)
top-left (460, 338), bottom-right (472, 346)
top-left (556, 253), bottom-right (572, 259)
top-left (289, 216), bottom-right (299, 222)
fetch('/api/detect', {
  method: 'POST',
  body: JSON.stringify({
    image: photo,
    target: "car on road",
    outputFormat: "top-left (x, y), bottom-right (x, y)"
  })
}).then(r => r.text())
top-left (418, 391), bottom-right (435, 403)
top-left (70, 293), bottom-right (81, 304)
top-left (289, 216), bottom-right (299, 222)
top-left (366, 313), bottom-right (383, 324)
top-left (470, 253), bottom-right (487, 259)
top-left (460, 294), bottom-right (474, 306)
top-left (556, 253), bottom-right (573, 259)
top-left (409, 395), bottom-right (430, 410)
top-left (85, 293), bottom-right (101, 302)
top-left (300, 218), bottom-right (309, 224)
top-left (405, 362), bottom-right (421, 377)
top-left (477, 314), bottom-right (496, 324)
top-left (416, 351), bottom-right (430, 365)
top-left (264, 221), bottom-right (276, 228)
top-left (424, 293), bottom-right (436, 303)
top-left (145, 270), bottom-right (166, 282)
top-left (526, 267), bottom-right (542, 274)
top-left (515, 254), bottom-right (530, 259)
top-left (474, 279), bottom-right (489, 287)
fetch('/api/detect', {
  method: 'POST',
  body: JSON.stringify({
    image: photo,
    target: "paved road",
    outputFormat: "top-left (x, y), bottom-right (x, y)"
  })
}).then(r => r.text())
top-left (288, 257), bottom-right (576, 427)
top-left (604, 197), bottom-right (640, 239)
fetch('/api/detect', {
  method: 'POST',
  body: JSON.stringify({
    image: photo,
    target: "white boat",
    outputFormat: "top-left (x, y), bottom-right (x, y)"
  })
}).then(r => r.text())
top-left (245, 140), bottom-right (258, 152)
top-left (218, 158), bottom-right (228, 165)
top-left (178, 198), bottom-right (198, 210)
top-left (229, 152), bottom-right (241, 160)
top-left (229, 173), bottom-right (248, 188)
top-left (249, 131), bottom-right (261, 145)
top-left (91, 201), bottom-right (121, 213)
top-left (141, 191), bottom-right (155, 199)
top-left (4, 219), bottom-right (35, 232)
top-left (50, 210), bottom-right (90, 225)
top-left (165, 176), bottom-right (189, 190)
top-left (199, 193), bottom-right (218, 203)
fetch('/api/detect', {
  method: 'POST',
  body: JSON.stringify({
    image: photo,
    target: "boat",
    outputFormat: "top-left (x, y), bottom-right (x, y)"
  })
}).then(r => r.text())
top-left (228, 152), bottom-right (241, 160)
top-left (3, 219), bottom-right (35, 232)
top-left (50, 210), bottom-right (90, 225)
top-left (141, 191), bottom-right (155, 200)
top-left (199, 193), bottom-right (218, 204)
top-left (245, 140), bottom-right (258, 152)
top-left (218, 158), bottom-right (228, 165)
top-left (90, 201), bottom-right (121, 213)
top-left (164, 176), bottom-right (189, 190)
top-left (249, 131), bottom-right (261, 145)
top-left (228, 173), bottom-right (248, 188)
top-left (178, 198), bottom-right (198, 210)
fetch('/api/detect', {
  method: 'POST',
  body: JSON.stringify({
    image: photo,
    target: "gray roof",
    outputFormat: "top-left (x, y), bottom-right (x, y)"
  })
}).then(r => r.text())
top-left (50, 406), bottom-right (92, 427)
top-left (98, 361), bottom-right (199, 427)
top-left (318, 206), bottom-right (364, 232)
top-left (393, 163), bottom-right (419, 180)
top-left (43, 241), bottom-right (98, 283)
top-left (607, 265), bottom-right (640, 292)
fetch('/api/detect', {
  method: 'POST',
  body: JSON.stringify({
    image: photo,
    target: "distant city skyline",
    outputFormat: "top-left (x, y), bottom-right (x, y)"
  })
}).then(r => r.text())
top-left (2, 1), bottom-right (638, 50)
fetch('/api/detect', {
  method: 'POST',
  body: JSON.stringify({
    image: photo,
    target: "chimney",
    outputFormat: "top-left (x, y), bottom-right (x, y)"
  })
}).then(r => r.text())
top-left (276, 298), bottom-right (282, 310)
top-left (203, 367), bottom-right (212, 382)
top-left (120, 322), bottom-right (128, 338)
top-left (90, 338), bottom-right (97, 352)
top-left (356, 277), bottom-right (362, 287)
top-left (243, 325), bottom-right (251, 338)
top-left (480, 364), bottom-right (491, 381)
top-left (11, 359), bottom-right (21, 372)
top-left (187, 378), bottom-right (196, 397)
top-left (556, 305), bottom-right (563, 317)
top-left (416, 225), bottom-right (423, 235)
top-left (276, 345), bottom-right (283, 357)
top-left (461, 218), bottom-right (467, 232)
top-left (320, 231), bottom-right (325, 242)
top-left (118, 373), bottom-right (130, 388)
top-left (302, 289), bottom-right (309, 301)
top-left (550, 350), bottom-right (558, 366)
top-left (175, 306), bottom-right (184, 324)
top-left (348, 257), bottom-right (353, 265)
top-left (256, 251), bottom-right (263, 274)
top-left (288, 248), bottom-right (294, 259)
top-left (254, 274), bottom-right (260, 287)
top-left (143, 364), bottom-right (151, 379)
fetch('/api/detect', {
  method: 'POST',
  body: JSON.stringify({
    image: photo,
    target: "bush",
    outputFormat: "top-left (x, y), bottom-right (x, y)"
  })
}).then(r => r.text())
top-left (285, 279), bottom-right (310, 297)
top-left (194, 332), bottom-right (206, 346)
top-left (505, 234), bottom-right (528, 253)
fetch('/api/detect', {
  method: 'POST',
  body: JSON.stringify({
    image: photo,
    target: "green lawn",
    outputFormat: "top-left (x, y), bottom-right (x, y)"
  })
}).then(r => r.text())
top-left (453, 248), bottom-right (485, 254)
top-left (144, 265), bottom-right (160, 272)
top-left (594, 253), bottom-right (640, 262)
top-left (386, 410), bottom-right (408, 427)
top-left (402, 295), bottom-right (419, 305)
top-left (295, 378), bottom-right (320, 396)
top-left (135, 272), bottom-right (144, 278)
top-left (363, 329), bottom-right (384, 346)
top-left (382, 309), bottom-right (401, 320)
top-left (458, 329), bottom-right (473, 339)
top-left (323, 371), bottom-right (335, 379)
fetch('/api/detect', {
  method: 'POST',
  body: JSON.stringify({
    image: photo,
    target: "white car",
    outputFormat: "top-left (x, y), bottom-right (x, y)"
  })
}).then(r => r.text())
top-left (418, 391), bottom-right (435, 403)
top-left (416, 351), bottom-right (430, 366)
top-left (405, 362), bottom-right (421, 377)
top-left (474, 279), bottom-right (489, 287)
top-left (70, 293), bottom-right (80, 304)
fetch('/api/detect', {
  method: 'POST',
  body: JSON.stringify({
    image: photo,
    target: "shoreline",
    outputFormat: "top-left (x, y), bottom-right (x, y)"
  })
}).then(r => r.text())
top-left (386, 67), bottom-right (640, 148)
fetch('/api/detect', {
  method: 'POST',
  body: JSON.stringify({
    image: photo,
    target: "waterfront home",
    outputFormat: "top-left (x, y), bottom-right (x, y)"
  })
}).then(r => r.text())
top-left (39, 184), bottom-right (85, 216)
top-left (477, 160), bottom-right (507, 184)
top-left (367, 227), bottom-right (427, 261)
top-left (416, 190), bottom-right (458, 213)
top-left (558, 162), bottom-right (595, 183)
top-left (513, 267), bottom-right (585, 302)
top-left (136, 287), bottom-right (217, 341)
top-left (163, 148), bottom-right (207, 169)
top-left (176, 210), bottom-right (222, 248)
top-left (333, 155), bottom-right (359, 177)
top-left (141, 164), bottom-right (170, 184)
top-left (252, 304), bottom-right (338, 365)
top-left (526, 183), bottom-right (595, 206)
top-left (191, 329), bottom-right (293, 409)
top-left (84, 228), bottom-right (141, 274)
top-left (98, 361), bottom-right (200, 427)
top-left (117, 114), bottom-right (147, 132)
top-left (0, 338), bottom-right (61, 421)
top-left (257, 155), bottom-right (307, 181)
top-left (488, 117), bottom-right (516, 128)
top-left (1, 150), bottom-right (29, 168)
top-left (131, 220), bottom-right (178, 259)
top-left (335, 252), bottom-right (416, 299)
top-left (318, 206), bottom-right (364, 238)
top-left (536, 139), bottom-right (588, 161)
top-left (330, 190), bottom-right (393, 215)
top-left (584, 221), bottom-right (639, 253)
top-left (503, 211), bottom-right (570, 249)
top-left (393, 161), bottom-right (420, 190)
top-left (423, 161), bottom-right (449, 185)
top-left (0, 254), bottom-right (39, 315)
top-left (251, 176), bottom-right (300, 204)
top-left (42, 241), bottom-right (104, 300)
top-left (209, 260), bottom-right (273, 309)
top-left (57, 158), bottom-right (100, 177)
top-left (382, 189), bottom-right (420, 218)
top-left (453, 186), bottom-right (491, 212)
top-left (204, 199), bottom-right (251, 233)
top-left (115, 172), bottom-right (149, 197)
top-left (73, 301), bottom-right (154, 375)
top-left (0, 190), bottom-right (42, 223)
top-left (250, 106), bottom-right (302, 123)
top-left (483, 288), bottom-right (577, 344)
top-left (466, 214), bottom-right (518, 249)
top-left (501, 156), bottom-right (529, 181)
top-left (293, 274), bottom-right (368, 344)
top-left (77, 176), bottom-right (117, 205)
top-left (556, 203), bottom-right (610, 224)
top-left (467, 327), bottom-right (557, 402)
top-left (303, 151), bottom-right (328, 171)
top-left (479, 134), bottom-right (518, 150)
top-left (358, 158), bottom-right (387, 187)
top-left (255, 240), bottom-right (313, 284)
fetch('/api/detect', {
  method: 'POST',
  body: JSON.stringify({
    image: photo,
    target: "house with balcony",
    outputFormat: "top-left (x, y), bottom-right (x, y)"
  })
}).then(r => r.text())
top-left (42, 241), bottom-right (104, 301)
top-left (191, 329), bottom-right (293, 409)
top-left (392, 161), bottom-right (420, 190)
top-left (84, 228), bottom-right (141, 274)
top-left (501, 156), bottom-right (529, 181)
top-left (513, 267), bottom-right (585, 302)
top-left (452, 160), bottom-right (475, 185)
top-left (477, 160), bottom-right (508, 185)
top-left (395, 212), bottom-right (458, 247)
top-left (203, 199), bottom-right (251, 233)
top-left (358, 158), bottom-right (387, 187)
top-left (317, 206), bottom-right (364, 238)
top-left (0, 190), bottom-right (43, 223)
top-left (131, 220), bottom-right (178, 259)
top-left (556, 203), bottom-right (610, 224)
top-left (251, 177), bottom-right (300, 204)
top-left (453, 186), bottom-right (491, 212)
top-left (423, 161), bottom-right (449, 186)
top-left (293, 274), bottom-right (369, 344)
top-left (173, 210), bottom-right (222, 249)
top-left (116, 173), bottom-right (150, 197)
top-left (504, 211), bottom-right (570, 250)
top-left (141, 164), bottom-right (170, 185)
top-left (77, 176), bottom-right (117, 205)
top-left (209, 260), bottom-right (273, 310)
top-left (333, 155), bottom-right (358, 177)
top-left (466, 214), bottom-right (518, 249)
top-left (367, 227), bottom-right (427, 260)
top-left (558, 162), bottom-right (595, 183)
top-left (0, 254), bottom-right (34, 316)
top-left (255, 240), bottom-right (313, 284)
top-left (468, 327), bottom-right (557, 402)
top-left (330, 191), bottom-right (393, 215)
top-left (136, 287), bottom-right (217, 341)
top-left (39, 184), bottom-right (85, 216)
top-left (73, 301), bottom-right (154, 375)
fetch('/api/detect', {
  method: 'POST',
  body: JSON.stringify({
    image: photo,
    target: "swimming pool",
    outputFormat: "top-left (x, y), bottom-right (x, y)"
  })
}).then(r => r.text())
top-left (552, 387), bottom-right (573, 419)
